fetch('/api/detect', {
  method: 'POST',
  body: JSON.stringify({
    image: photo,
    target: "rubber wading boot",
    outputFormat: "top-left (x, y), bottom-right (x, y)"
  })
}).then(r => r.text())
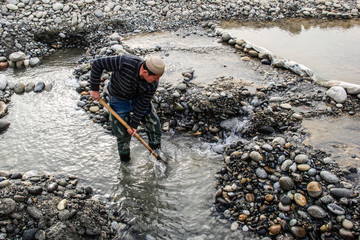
top-left (120, 153), bottom-right (130, 162)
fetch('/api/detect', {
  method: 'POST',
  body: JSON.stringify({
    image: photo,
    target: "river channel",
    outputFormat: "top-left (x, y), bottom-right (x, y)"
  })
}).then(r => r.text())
top-left (0, 21), bottom-right (359, 239)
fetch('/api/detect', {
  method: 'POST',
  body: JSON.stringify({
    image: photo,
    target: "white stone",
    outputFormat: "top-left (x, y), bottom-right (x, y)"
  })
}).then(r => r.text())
top-left (0, 74), bottom-right (7, 90)
top-left (326, 86), bottom-right (347, 103)
top-left (53, 3), bottom-right (64, 11)
top-left (9, 51), bottom-right (25, 62)
top-left (57, 199), bottom-right (68, 210)
top-left (6, 4), bottom-right (18, 10)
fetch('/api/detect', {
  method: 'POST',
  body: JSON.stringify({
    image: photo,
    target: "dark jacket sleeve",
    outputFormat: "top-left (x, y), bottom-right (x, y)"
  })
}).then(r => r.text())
top-left (90, 56), bottom-right (122, 91)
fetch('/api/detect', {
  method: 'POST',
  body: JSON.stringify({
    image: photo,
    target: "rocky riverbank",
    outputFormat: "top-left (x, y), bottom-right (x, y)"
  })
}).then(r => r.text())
top-left (1, 0), bottom-right (360, 239)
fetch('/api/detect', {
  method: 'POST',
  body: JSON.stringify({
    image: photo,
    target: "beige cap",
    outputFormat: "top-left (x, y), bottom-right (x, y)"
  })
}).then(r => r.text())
top-left (145, 56), bottom-right (165, 75)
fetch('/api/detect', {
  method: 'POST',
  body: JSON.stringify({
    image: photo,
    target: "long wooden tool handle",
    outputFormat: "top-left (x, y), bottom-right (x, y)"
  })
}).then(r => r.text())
top-left (99, 98), bottom-right (160, 160)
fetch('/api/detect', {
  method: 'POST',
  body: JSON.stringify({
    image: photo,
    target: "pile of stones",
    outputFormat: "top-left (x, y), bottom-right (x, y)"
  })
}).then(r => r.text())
top-left (0, 171), bottom-right (128, 240)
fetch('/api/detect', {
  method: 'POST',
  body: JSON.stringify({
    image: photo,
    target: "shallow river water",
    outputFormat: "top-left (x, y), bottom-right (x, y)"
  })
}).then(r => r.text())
top-left (220, 19), bottom-right (360, 85)
top-left (0, 22), bottom-right (359, 239)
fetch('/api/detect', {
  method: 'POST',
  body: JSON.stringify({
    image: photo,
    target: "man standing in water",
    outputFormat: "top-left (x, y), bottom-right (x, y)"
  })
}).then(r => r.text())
top-left (90, 55), bottom-right (165, 162)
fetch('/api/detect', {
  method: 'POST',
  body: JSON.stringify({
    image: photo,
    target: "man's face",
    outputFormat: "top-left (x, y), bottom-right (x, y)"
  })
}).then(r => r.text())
top-left (143, 70), bottom-right (162, 83)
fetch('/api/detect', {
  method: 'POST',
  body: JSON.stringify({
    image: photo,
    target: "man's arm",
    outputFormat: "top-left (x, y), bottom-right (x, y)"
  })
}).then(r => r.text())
top-left (89, 56), bottom-right (122, 99)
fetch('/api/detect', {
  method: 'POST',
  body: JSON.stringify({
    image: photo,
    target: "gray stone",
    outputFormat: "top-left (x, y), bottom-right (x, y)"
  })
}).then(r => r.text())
top-left (307, 205), bottom-right (327, 219)
top-left (280, 159), bottom-right (293, 172)
top-left (29, 57), bottom-right (40, 67)
top-left (0, 198), bottom-right (17, 215)
top-left (255, 168), bottom-right (268, 179)
top-left (14, 82), bottom-right (25, 94)
top-left (294, 154), bottom-right (309, 164)
top-left (34, 81), bottom-right (45, 92)
top-left (250, 151), bottom-right (263, 162)
top-left (45, 83), bottom-right (53, 91)
top-left (27, 206), bottom-right (43, 219)
top-left (25, 82), bottom-right (35, 92)
top-left (279, 176), bottom-right (294, 190)
top-left (53, 2), bottom-right (64, 10)
top-left (27, 186), bottom-right (43, 195)
top-left (327, 203), bottom-right (345, 215)
top-left (320, 170), bottom-right (339, 183)
top-left (330, 188), bottom-right (353, 198)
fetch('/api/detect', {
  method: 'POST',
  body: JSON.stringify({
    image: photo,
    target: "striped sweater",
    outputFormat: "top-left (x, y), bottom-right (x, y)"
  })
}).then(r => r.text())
top-left (90, 55), bottom-right (158, 129)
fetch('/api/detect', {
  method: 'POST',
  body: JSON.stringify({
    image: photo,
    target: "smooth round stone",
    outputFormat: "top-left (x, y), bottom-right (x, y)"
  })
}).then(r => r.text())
top-left (280, 103), bottom-right (292, 110)
top-left (272, 137), bottom-right (285, 146)
top-left (25, 82), bottom-right (35, 92)
top-left (34, 81), bottom-right (45, 92)
top-left (279, 176), bottom-right (294, 191)
top-left (320, 171), bottom-right (339, 183)
top-left (89, 106), bottom-right (99, 113)
top-left (289, 219), bottom-right (297, 226)
top-left (245, 193), bottom-right (255, 202)
top-left (291, 226), bottom-right (307, 238)
top-left (47, 182), bottom-right (58, 192)
top-left (256, 168), bottom-right (268, 179)
top-left (45, 83), bottom-right (53, 91)
top-left (176, 83), bottom-right (187, 91)
top-left (269, 224), bottom-right (281, 235)
top-left (261, 143), bottom-right (273, 151)
top-left (280, 195), bottom-right (291, 205)
top-left (339, 228), bottom-right (354, 239)
top-left (330, 188), bottom-right (353, 198)
top-left (342, 219), bottom-right (354, 229)
top-left (294, 154), bottom-right (309, 164)
top-left (14, 82), bottom-right (25, 94)
top-left (280, 160), bottom-right (293, 172)
top-left (9, 52), bottom-right (25, 62)
top-left (250, 151), bottom-right (263, 162)
top-left (230, 222), bottom-right (239, 231)
top-left (294, 193), bottom-right (306, 206)
top-left (320, 195), bottom-right (334, 204)
top-left (27, 186), bottom-right (43, 195)
top-left (29, 57), bottom-right (40, 67)
top-left (327, 203), bottom-right (345, 215)
top-left (0, 198), bottom-right (16, 215)
top-left (297, 164), bottom-right (310, 171)
top-left (265, 194), bottom-right (274, 202)
top-left (0, 74), bottom-right (7, 90)
top-left (307, 168), bottom-right (317, 176)
top-left (57, 199), bottom-right (68, 210)
top-left (27, 206), bottom-right (42, 219)
top-left (77, 101), bottom-right (86, 107)
top-left (278, 202), bottom-right (290, 212)
top-left (307, 181), bottom-right (322, 198)
top-left (307, 205), bottom-right (327, 219)
top-left (327, 86), bottom-right (347, 103)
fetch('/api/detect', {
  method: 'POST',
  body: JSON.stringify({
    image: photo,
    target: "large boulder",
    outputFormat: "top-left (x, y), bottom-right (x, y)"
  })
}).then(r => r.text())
top-left (326, 86), bottom-right (347, 103)
top-left (9, 52), bottom-right (25, 62)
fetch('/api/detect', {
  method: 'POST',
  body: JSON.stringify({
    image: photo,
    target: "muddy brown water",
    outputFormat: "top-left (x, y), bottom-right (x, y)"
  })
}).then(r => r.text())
top-left (0, 22), bottom-right (359, 239)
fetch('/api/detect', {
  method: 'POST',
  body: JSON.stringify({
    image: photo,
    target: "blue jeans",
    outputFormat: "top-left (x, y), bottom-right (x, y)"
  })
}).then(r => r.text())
top-left (108, 95), bottom-right (162, 156)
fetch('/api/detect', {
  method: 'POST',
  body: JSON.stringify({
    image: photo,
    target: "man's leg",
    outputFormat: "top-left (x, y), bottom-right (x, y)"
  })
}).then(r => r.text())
top-left (142, 106), bottom-right (162, 150)
top-left (110, 114), bottom-right (132, 161)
